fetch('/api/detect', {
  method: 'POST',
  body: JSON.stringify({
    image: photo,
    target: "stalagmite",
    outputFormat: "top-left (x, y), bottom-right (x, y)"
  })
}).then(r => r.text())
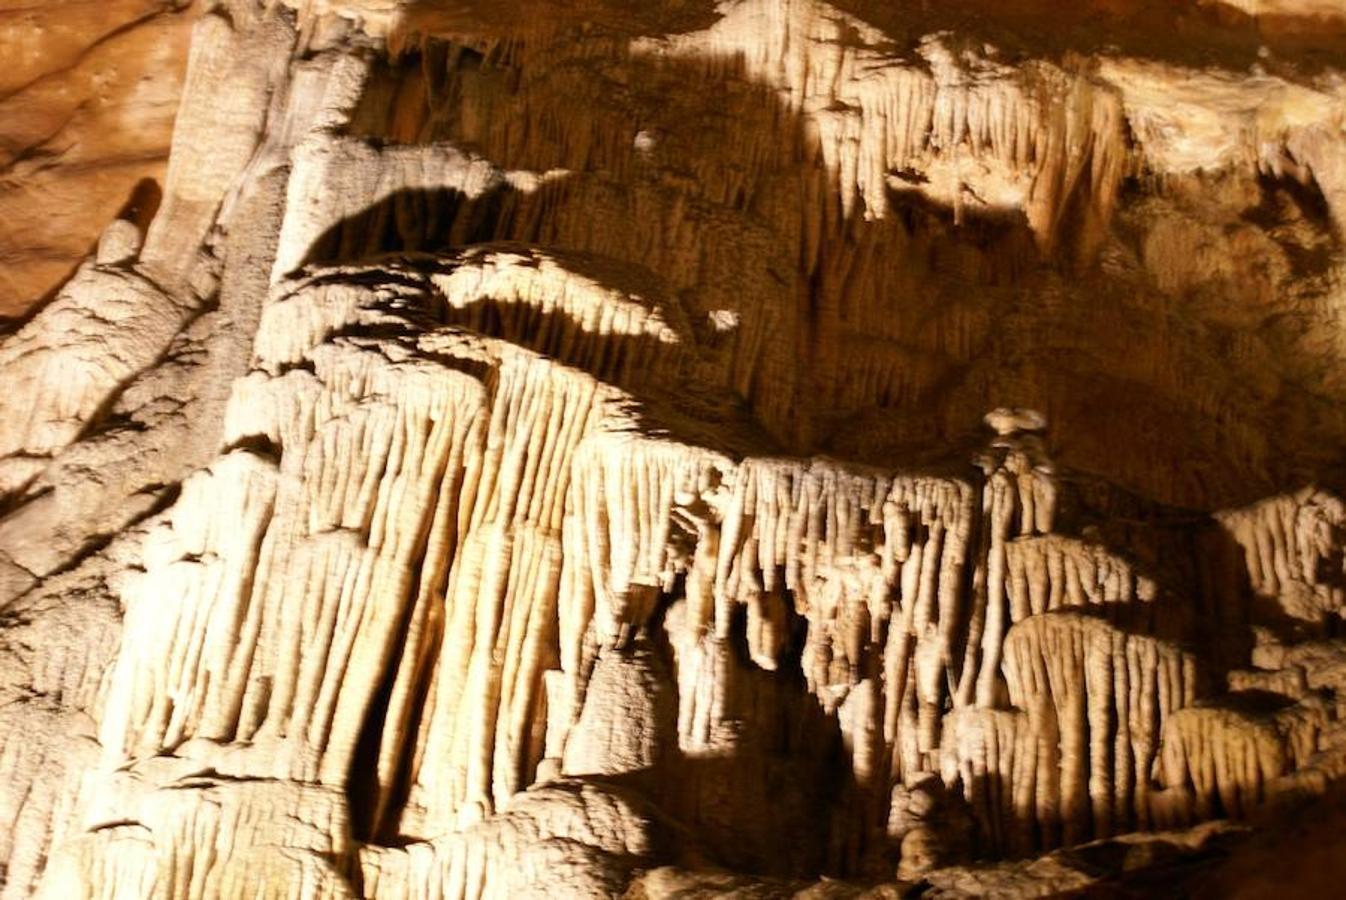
top-left (4, 0), bottom-right (1346, 896)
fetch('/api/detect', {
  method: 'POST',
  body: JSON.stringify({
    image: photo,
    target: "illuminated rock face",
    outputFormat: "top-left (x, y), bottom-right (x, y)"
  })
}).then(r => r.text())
top-left (2, 1), bottom-right (1346, 896)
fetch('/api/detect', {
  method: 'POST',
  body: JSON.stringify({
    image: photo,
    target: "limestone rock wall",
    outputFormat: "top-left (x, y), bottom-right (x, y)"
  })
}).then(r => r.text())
top-left (4, 0), bottom-right (1346, 897)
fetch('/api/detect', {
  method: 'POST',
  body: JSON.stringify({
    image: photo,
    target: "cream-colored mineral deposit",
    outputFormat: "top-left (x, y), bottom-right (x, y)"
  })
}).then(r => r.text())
top-left (3, 1), bottom-right (1346, 897)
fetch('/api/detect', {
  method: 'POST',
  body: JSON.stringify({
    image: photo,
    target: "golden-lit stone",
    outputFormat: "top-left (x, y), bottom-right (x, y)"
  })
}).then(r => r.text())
top-left (3, 1), bottom-right (1346, 897)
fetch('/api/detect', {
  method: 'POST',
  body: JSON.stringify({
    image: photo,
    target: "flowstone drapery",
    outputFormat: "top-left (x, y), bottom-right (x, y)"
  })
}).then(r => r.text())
top-left (4, 1), bottom-right (1346, 897)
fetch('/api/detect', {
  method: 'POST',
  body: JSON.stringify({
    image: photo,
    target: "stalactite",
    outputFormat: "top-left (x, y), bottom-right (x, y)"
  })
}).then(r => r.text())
top-left (1219, 488), bottom-right (1346, 628)
top-left (1001, 612), bottom-right (1199, 847)
top-left (1157, 694), bottom-right (1331, 822)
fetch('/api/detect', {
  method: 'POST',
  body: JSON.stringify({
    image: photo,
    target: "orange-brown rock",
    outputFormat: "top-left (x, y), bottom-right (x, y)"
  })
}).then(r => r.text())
top-left (0, 0), bottom-right (194, 321)
top-left (3, 1), bottom-right (1346, 897)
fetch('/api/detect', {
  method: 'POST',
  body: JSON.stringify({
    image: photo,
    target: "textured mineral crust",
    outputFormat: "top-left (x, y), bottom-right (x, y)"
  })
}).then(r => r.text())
top-left (2, 0), bottom-right (1346, 897)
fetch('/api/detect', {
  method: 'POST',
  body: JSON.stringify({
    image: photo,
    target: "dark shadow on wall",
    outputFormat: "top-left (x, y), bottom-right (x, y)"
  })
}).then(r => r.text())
top-left (299, 182), bottom-right (514, 269)
top-left (638, 585), bottom-right (856, 880)
top-left (295, 228), bottom-right (693, 392)
top-left (117, 176), bottom-right (164, 236)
